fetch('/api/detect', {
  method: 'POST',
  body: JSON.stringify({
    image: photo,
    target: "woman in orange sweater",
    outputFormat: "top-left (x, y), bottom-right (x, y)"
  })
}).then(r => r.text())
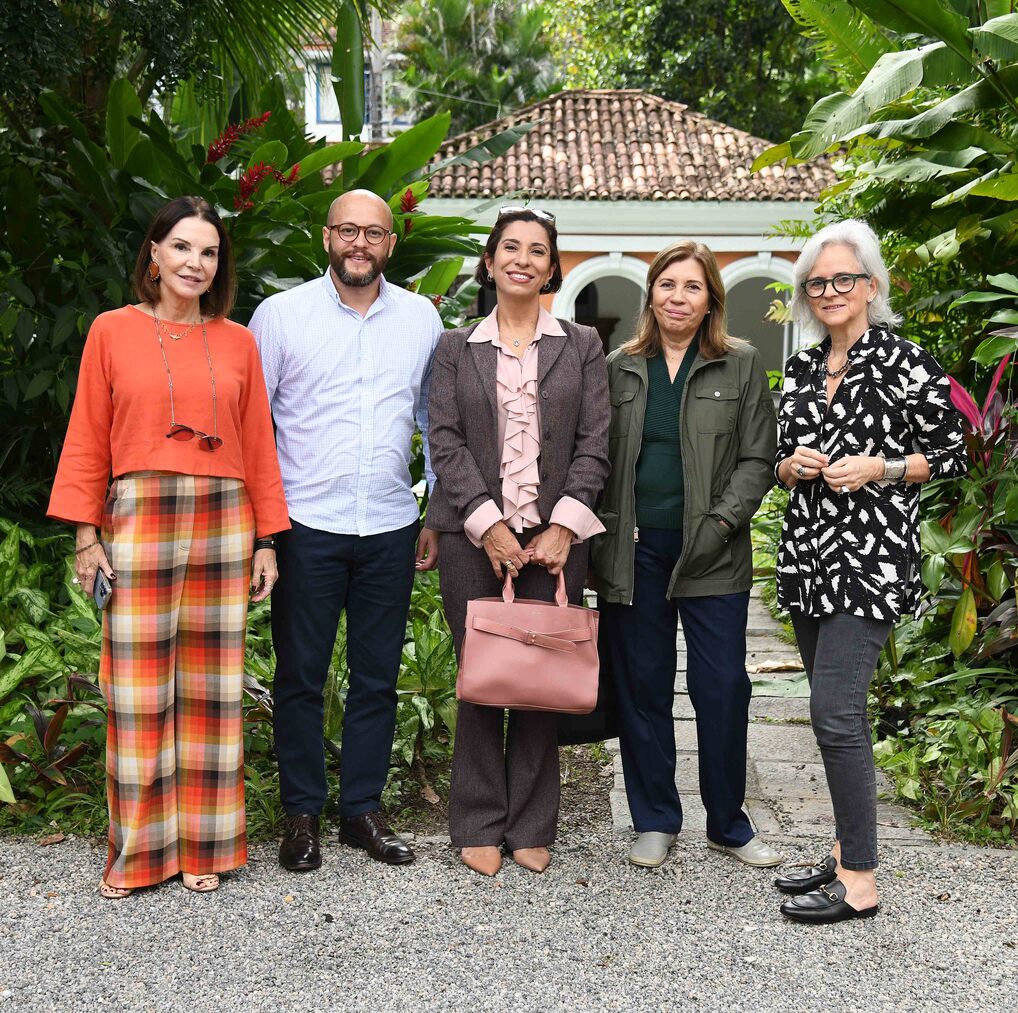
top-left (48, 196), bottom-right (289, 898)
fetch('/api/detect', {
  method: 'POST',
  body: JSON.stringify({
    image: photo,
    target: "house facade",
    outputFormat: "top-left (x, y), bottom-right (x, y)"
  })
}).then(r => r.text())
top-left (427, 90), bottom-right (836, 372)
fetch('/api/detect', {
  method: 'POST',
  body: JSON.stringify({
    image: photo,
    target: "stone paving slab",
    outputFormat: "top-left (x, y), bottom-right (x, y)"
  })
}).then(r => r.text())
top-left (767, 798), bottom-right (934, 843)
top-left (671, 721), bottom-right (823, 764)
top-left (672, 695), bottom-right (812, 722)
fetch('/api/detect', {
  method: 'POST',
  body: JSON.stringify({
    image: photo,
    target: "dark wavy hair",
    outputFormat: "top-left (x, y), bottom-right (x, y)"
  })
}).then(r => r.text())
top-left (474, 209), bottom-right (563, 293)
top-left (133, 196), bottom-right (235, 318)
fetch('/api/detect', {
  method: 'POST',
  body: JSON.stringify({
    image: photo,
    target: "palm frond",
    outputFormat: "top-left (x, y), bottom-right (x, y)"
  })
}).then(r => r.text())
top-left (181, 0), bottom-right (385, 121)
top-left (782, 0), bottom-right (897, 89)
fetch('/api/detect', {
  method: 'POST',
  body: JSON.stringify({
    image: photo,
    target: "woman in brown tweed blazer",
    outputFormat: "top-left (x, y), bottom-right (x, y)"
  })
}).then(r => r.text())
top-left (426, 207), bottom-right (610, 877)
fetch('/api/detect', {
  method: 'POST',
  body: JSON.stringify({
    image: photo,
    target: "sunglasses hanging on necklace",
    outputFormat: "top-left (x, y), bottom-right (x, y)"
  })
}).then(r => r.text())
top-left (153, 313), bottom-right (223, 451)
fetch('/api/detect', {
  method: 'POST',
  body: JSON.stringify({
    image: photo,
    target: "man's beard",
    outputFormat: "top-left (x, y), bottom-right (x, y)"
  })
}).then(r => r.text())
top-left (330, 248), bottom-right (387, 287)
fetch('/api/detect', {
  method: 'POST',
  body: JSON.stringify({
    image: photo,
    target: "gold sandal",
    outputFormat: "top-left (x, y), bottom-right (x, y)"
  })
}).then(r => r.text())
top-left (99, 879), bottom-right (133, 899)
top-left (182, 873), bottom-right (220, 893)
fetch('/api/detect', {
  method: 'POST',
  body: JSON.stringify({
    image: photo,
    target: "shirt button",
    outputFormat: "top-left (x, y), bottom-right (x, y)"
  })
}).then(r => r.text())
top-left (541, 389), bottom-right (548, 399)
top-left (713, 391), bottom-right (721, 397)
top-left (541, 470), bottom-right (549, 480)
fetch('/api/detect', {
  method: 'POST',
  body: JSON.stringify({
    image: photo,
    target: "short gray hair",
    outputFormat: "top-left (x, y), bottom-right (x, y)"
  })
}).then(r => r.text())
top-left (789, 219), bottom-right (901, 342)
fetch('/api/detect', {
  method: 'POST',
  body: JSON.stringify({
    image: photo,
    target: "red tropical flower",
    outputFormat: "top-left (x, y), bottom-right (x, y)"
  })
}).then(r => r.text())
top-left (207, 111), bottom-right (273, 163)
top-left (233, 158), bottom-right (300, 211)
top-left (399, 187), bottom-right (418, 213)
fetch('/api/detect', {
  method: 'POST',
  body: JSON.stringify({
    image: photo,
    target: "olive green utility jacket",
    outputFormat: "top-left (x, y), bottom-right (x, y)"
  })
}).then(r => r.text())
top-left (590, 341), bottom-right (776, 602)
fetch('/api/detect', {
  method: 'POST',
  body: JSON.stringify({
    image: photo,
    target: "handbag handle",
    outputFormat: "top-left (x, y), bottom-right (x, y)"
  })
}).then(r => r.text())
top-left (501, 569), bottom-right (569, 606)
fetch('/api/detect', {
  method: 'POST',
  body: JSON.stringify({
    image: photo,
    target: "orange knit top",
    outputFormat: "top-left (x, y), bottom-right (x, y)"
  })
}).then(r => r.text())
top-left (48, 306), bottom-right (290, 538)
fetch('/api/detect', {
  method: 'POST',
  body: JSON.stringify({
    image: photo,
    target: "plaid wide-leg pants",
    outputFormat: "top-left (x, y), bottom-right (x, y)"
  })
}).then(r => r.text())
top-left (99, 473), bottom-right (254, 889)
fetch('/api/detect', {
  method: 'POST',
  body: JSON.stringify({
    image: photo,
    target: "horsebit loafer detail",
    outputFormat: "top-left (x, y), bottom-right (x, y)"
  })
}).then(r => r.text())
top-left (706, 836), bottom-right (784, 868)
top-left (279, 814), bottom-right (321, 872)
top-left (340, 811), bottom-right (415, 865)
top-left (779, 878), bottom-right (879, 924)
top-left (774, 854), bottom-right (838, 895)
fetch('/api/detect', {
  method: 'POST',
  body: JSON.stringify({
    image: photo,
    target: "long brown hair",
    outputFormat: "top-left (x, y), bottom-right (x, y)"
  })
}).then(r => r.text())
top-left (133, 196), bottom-right (235, 318)
top-left (623, 241), bottom-right (738, 360)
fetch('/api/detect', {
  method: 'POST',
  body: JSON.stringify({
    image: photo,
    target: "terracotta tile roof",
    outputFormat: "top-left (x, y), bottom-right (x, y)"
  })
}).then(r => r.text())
top-left (430, 89), bottom-right (833, 202)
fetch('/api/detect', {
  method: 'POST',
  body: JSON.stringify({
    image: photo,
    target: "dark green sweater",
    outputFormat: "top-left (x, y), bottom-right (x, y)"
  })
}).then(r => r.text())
top-left (635, 347), bottom-right (695, 529)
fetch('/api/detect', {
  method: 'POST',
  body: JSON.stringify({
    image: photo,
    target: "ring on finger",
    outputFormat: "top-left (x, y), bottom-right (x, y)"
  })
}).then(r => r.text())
top-left (796, 464), bottom-right (806, 478)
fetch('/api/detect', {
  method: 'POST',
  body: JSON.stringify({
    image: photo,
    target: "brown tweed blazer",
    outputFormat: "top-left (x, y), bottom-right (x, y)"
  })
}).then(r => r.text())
top-left (425, 317), bottom-right (610, 532)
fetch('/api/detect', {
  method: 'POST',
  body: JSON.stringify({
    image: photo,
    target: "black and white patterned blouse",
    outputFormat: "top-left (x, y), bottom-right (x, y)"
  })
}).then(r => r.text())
top-left (775, 326), bottom-right (967, 621)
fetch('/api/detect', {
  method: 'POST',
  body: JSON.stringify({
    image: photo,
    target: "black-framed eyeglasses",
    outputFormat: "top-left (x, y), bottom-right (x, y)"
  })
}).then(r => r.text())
top-left (801, 272), bottom-right (871, 299)
top-left (497, 205), bottom-right (556, 224)
top-left (326, 222), bottom-right (392, 245)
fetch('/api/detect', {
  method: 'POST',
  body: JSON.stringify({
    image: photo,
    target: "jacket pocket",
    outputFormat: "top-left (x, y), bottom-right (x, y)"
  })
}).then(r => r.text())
top-left (609, 390), bottom-right (636, 439)
top-left (694, 385), bottom-right (740, 434)
top-left (679, 513), bottom-right (732, 578)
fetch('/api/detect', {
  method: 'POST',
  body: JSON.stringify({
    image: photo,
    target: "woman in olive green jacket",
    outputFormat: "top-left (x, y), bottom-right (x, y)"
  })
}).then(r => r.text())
top-left (591, 241), bottom-right (779, 870)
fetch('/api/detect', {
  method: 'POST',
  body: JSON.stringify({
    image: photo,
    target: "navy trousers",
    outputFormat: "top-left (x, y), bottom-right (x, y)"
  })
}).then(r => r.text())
top-left (272, 518), bottom-right (418, 818)
top-left (601, 526), bottom-right (754, 846)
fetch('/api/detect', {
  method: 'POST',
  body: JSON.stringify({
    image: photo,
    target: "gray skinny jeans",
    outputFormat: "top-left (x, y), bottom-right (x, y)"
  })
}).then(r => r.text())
top-left (789, 610), bottom-right (893, 871)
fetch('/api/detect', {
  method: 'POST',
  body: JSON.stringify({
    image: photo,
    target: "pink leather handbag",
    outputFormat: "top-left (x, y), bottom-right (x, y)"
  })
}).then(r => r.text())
top-left (457, 571), bottom-right (599, 714)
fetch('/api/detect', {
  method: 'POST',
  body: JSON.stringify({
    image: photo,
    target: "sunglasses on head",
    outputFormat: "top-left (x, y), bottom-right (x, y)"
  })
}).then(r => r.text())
top-left (167, 424), bottom-right (223, 451)
top-left (497, 205), bottom-right (556, 224)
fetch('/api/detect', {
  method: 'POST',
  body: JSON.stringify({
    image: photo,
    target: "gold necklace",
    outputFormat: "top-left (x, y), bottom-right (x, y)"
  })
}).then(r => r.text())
top-left (155, 315), bottom-right (202, 341)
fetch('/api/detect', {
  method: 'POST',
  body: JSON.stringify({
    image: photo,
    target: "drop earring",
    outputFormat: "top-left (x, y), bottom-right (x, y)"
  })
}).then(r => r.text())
top-left (148, 260), bottom-right (161, 282)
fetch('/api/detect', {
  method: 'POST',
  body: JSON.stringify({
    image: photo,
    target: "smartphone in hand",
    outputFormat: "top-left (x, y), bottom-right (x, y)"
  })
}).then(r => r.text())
top-left (92, 570), bottom-right (113, 610)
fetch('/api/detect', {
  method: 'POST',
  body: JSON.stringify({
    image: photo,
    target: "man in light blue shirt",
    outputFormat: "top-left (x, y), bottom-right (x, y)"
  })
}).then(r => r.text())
top-left (250, 189), bottom-right (443, 871)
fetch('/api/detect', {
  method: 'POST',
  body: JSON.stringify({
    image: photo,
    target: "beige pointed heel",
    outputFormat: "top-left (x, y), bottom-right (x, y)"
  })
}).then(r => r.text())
top-left (511, 847), bottom-right (551, 873)
top-left (460, 847), bottom-right (502, 876)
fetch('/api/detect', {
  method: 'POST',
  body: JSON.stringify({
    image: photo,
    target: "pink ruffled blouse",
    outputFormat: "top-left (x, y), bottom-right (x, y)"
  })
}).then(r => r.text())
top-left (462, 308), bottom-right (605, 547)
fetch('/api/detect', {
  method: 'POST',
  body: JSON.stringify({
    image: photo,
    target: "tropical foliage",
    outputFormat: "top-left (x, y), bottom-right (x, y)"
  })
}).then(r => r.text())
top-left (394, 0), bottom-right (562, 134)
top-left (0, 517), bottom-right (458, 834)
top-left (547, 0), bottom-right (837, 140)
top-left (0, 0), bottom-right (382, 135)
top-left (760, 0), bottom-right (1018, 842)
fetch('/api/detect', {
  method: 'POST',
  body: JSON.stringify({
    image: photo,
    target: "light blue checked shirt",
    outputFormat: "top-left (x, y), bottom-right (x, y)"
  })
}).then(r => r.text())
top-left (250, 270), bottom-right (443, 536)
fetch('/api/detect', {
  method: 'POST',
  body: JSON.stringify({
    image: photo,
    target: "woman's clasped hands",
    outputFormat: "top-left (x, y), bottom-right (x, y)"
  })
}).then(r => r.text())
top-left (481, 521), bottom-right (533, 578)
top-left (481, 521), bottom-right (574, 577)
top-left (787, 445), bottom-right (885, 493)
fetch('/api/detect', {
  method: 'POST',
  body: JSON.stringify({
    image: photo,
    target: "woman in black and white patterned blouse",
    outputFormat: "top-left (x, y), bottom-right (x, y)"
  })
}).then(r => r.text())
top-left (771, 219), bottom-right (965, 924)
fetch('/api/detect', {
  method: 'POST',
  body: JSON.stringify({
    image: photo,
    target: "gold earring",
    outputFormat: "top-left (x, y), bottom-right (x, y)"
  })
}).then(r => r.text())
top-left (148, 261), bottom-right (161, 282)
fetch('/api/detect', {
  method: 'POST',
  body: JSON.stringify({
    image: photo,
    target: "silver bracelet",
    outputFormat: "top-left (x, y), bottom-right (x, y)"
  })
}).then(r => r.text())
top-left (881, 456), bottom-right (908, 482)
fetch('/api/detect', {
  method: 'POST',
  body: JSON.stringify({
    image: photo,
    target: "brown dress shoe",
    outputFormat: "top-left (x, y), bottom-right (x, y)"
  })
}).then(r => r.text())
top-left (339, 812), bottom-right (415, 865)
top-left (279, 814), bottom-right (321, 871)
top-left (512, 847), bottom-right (551, 873)
top-left (460, 847), bottom-right (502, 876)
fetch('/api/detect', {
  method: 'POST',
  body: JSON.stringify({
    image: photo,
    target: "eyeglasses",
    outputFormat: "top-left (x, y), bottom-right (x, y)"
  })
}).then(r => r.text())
top-left (326, 222), bottom-right (392, 245)
top-left (801, 272), bottom-right (871, 299)
top-left (153, 315), bottom-right (222, 452)
top-left (497, 205), bottom-right (556, 224)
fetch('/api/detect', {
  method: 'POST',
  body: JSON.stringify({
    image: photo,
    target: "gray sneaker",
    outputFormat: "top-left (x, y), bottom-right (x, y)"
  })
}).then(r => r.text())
top-left (707, 835), bottom-right (783, 867)
top-left (629, 832), bottom-right (678, 868)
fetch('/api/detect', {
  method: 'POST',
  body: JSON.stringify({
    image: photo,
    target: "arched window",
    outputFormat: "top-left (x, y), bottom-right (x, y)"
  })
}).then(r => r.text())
top-left (721, 255), bottom-right (801, 374)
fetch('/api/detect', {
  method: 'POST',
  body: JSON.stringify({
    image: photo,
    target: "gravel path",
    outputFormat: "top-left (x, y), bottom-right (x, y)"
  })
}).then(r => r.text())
top-left (2, 831), bottom-right (1015, 1013)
